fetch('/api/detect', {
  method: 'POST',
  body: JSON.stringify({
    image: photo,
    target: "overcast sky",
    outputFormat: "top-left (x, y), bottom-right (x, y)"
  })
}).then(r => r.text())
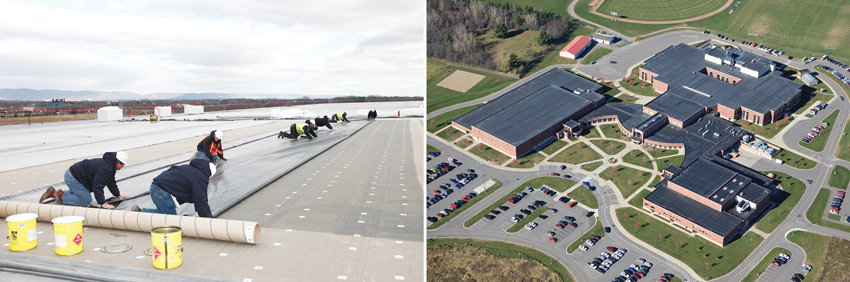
top-left (0, 0), bottom-right (424, 96)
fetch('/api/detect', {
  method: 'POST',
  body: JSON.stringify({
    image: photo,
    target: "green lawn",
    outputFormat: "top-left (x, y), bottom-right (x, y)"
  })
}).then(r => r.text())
top-left (596, 0), bottom-right (727, 22)
top-left (754, 171), bottom-right (805, 233)
top-left (542, 140), bottom-right (569, 155)
top-left (567, 186), bottom-right (598, 209)
top-left (580, 46), bottom-right (613, 64)
top-left (469, 143), bottom-right (511, 165)
top-left (435, 126), bottom-right (466, 142)
top-left (621, 66), bottom-right (661, 97)
top-left (427, 238), bottom-right (575, 282)
top-left (622, 149), bottom-right (654, 170)
top-left (734, 116), bottom-right (793, 139)
top-left (600, 166), bottom-right (652, 198)
top-left (838, 115), bottom-right (850, 162)
top-left (829, 165), bottom-right (850, 190)
top-left (507, 151), bottom-right (546, 168)
top-left (628, 189), bottom-right (652, 208)
top-left (786, 231), bottom-right (830, 282)
top-left (581, 161), bottom-right (604, 172)
top-left (773, 149), bottom-right (816, 170)
top-left (590, 139), bottom-right (626, 155)
top-left (580, 127), bottom-right (602, 139)
top-left (804, 188), bottom-right (850, 233)
top-left (427, 103), bottom-right (482, 133)
top-left (523, 177), bottom-right (578, 193)
top-left (572, 0), bottom-right (675, 38)
top-left (480, 29), bottom-right (550, 64)
top-left (617, 93), bottom-right (639, 103)
top-left (549, 142), bottom-right (603, 164)
top-left (427, 144), bottom-right (441, 154)
top-left (480, 0), bottom-right (572, 18)
top-left (599, 124), bottom-right (625, 139)
top-left (656, 155), bottom-right (685, 170)
top-left (431, 180), bottom-right (502, 230)
top-left (828, 213), bottom-right (841, 221)
top-left (507, 206), bottom-right (549, 232)
top-left (567, 218), bottom-right (604, 253)
top-left (522, 28), bottom-right (596, 77)
top-left (647, 148), bottom-right (679, 158)
top-left (427, 59), bottom-right (516, 113)
top-left (740, 247), bottom-right (792, 282)
top-left (799, 110), bottom-right (838, 152)
top-left (792, 91), bottom-right (833, 115)
top-left (618, 207), bottom-right (764, 280)
top-left (647, 175), bottom-right (661, 189)
top-left (456, 137), bottom-right (474, 149)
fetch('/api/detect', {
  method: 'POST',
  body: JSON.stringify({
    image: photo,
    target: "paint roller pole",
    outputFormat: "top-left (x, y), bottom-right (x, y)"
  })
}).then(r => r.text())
top-left (0, 201), bottom-right (260, 244)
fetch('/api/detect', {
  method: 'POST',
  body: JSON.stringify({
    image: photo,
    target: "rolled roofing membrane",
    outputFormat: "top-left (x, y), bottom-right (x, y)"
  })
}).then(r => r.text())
top-left (0, 201), bottom-right (260, 244)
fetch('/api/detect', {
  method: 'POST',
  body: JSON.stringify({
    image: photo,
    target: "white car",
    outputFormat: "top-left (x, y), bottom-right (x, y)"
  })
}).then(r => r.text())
top-left (579, 245), bottom-right (589, 251)
top-left (586, 240), bottom-right (595, 246)
top-left (637, 258), bottom-right (646, 264)
top-left (644, 262), bottom-right (653, 267)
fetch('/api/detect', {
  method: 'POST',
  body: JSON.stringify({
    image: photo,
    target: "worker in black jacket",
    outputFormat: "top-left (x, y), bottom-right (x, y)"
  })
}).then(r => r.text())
top-left (40, 151), bottom-right (129, 209)
top-left (314, 116), bottom-right (334, 131)
top-left (194, 130), bottom-right (227, 163)
top-left (131, 159), bottom-right (215, 218)
top-left (278, 120), bottom-right (318, 139)
top-left (331, 112), bottom-right (349, 122)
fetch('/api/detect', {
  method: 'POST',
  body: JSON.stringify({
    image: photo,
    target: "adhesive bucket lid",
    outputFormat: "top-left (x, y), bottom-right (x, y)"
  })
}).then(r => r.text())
top-left (52, 216), bottom-right (86, 224)
top-left (5, 213), bottom-right (37, 222)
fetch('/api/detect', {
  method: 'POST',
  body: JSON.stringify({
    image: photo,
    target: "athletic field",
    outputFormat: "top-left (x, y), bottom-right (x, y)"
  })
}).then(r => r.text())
top-left (595, 0), bottom-right (726, 21)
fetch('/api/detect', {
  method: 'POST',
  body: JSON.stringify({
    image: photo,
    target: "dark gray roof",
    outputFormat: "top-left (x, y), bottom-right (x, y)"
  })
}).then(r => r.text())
top-left (739, 182), bottom-right (771, 204)
top-left (670, 158), bottom-right (737, 199)
top-left (645, 182), bottom-right (743, 236)
top-left (581, 103), bottom-right (650, 131)
top-left (642, 43), bottom-right (802, 114)
top-left (454, 68), bottom-right (603, 146)
top-left (705, 155), bottom-right (774, 187)
top-left (564, 120), bottom-right (580, 129)
top-left (644, 92), bottom-right (704, 122)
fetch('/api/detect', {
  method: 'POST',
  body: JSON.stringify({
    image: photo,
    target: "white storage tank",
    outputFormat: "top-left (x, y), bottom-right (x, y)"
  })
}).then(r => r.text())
top-left (184, 105), bottom-right (204, 115)
top-left (97, 106), bottom-right (123, 121)
top-left (154, 106), bottom-right (172, 117)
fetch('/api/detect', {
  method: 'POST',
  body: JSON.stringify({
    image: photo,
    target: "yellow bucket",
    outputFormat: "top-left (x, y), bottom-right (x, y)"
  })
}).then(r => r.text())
top-left (51, 216), bottom-right (85, 255)
top-left (5, 213), bottom-right (38, 251)
top-left (151, 226), bottom-right (183, 269)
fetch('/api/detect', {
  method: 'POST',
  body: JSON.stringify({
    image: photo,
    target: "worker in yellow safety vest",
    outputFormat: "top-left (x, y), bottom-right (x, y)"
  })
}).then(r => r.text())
top-left (278, 120), bottom-right (318, 139)
top-left (330, 112), bottom-right (349, 122)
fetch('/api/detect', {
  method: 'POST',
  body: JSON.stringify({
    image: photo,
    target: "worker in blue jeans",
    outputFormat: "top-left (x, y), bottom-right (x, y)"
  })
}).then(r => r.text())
top-left (41, 151), bottom-right (129, 209)
top-left (131, 159), bottom-right (215, 218)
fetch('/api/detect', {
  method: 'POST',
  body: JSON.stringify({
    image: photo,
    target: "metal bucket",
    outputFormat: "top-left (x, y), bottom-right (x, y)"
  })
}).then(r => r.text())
top-left (52, 216), bottom-right (85, 255)
top-left (5, 213), bottom-right (38, 251)
top-left (151, 226), bottom-right (182, 269)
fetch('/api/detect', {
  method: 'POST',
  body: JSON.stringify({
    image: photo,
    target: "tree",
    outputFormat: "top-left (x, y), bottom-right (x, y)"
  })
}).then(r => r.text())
top-left (509, 53), bottom-right (521, 69)
top-left (536, 31), bottom-right (550, 46)
top-left (494, 23), bottom-right (508, 39)
top-left (642, 156), bottom-right (648, 162)
top-left (611, 166), bottom-right (617, 172)
top-left (784, 113), bottom-right (790, 120)
top-left (630, 151), bottom-right (635, 157)
top-left (513, 14), bottom-right (523, 27)
top-left (638, 170), bottom-right (643, 176)
top-left (628, 179), bottom-right (633, 186)
top-left (444, 34), bottom-right (453, 43)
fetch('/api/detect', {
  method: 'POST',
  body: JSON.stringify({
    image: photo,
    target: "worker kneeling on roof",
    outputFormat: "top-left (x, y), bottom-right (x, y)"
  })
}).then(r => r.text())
top-left (194, 130), bottom-right (227, 164)
top-left (131, 159), bottom-right (215, 218)
top-left (40, 151), bottom-right (129, 209)
top-left (278, 120), bottom-right (318, 139)
top-left (314, 116), bottom-right (334, 131)
top-left (330, 111), bottom-right (349, 122)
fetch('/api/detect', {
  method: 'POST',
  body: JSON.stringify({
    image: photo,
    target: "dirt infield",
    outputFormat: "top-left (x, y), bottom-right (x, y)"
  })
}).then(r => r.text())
top-left (436, 70), bottom-right (486, 93)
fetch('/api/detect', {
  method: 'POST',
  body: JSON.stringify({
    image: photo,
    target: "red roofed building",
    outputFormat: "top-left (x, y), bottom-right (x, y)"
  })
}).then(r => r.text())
top-left (560, 36), bottom-right (592, 60)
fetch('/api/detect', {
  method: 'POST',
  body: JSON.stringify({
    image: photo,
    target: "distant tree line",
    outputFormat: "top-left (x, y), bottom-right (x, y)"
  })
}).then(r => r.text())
top-left (427, 0), bottom-right (575, 73)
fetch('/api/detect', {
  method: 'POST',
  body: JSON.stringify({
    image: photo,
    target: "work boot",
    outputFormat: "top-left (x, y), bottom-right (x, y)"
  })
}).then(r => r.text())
top-left (55, 190), bottom-right (64, 205)
top-left (130, 204), bottom-right (141, 212)
top-left (39, 186), bottom-right (55, 203)
top-left (277, 131), bottom-right (284, 139)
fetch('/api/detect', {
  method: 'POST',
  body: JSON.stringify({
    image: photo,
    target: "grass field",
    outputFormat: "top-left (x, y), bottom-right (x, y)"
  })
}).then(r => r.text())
top-left (428, 180), bottom-right (501, 230)
top-left (599, 124), bottom-right (625, 138)
top-left (828, 213), bottom-right (841, 221)
top-left (581, 161), bottom-right (604, 172)
top-left (522, 27), bottom-right (596, 77)
top-left (821, 236), bottom-right (850, 282)
top-left (647, 148), bottom-right (679, 158)
top-left (773, 149), bottom-right (816, 169)
top-left (435, 126), bottom-right (466, 142)
top-left (622, 149), bottom-right (654, 170)
top-left (628, 189), bottom-right (652, 208)
top-left (786, 231), bottom-right (829, 282)
top-left (427, 59), bottom-right (516, 113)
top-left (549, 142), bottom-right (603, 164)
top-left (456, 137), bottom-right (474, 149)
top-left (427, 238), bottom-right (573, 282)
top-left (480, 29), bottom-right (549, 63)
top-left (734, 117), bottom-right (793, 139)
top-left (647, 175), bottom-right (661, 188)
top-left (469, 143), bottom-right (510, 165)
top-left (618, 207), bottom-right (764, 280)
top-left (600, 166), bottom-right (652, 198)
top-left (591, 139), bottom-right (626, 155)
top-left (572, 0), bottom-right (677, 38)
top-left (567, 218), bottom-right (604, 253)
top-left (581, 127), bottom-right (602, 139)
top-left (427, 144), bottom-right (441, 154)
top-left (792, 91), bottom-right (832, 115)
top-left (829, 165), bottom-right (850, 190)
top-left (622, 66), bottom-right (660, 97)
top-left (580, 46), bottom-right (613, 64)
top-left (567, 186), bottom-right (598, 209)
top-left (427, 103), bottom-right (482, 133)
top-left (754, 171), bottom-right (805, 233)
top-left (656, 155), bottom-right (685, 170)
top-left (805, 188), bottom-right (850, 233)
top-left (799, 110), bottom-right (839, 152)
top-left (542, 140), bottom-right (569, 155)
top-left (507, 151), bottom-right (545, 168)
top-left (595, 0), bottom-right (727, 22)
top-left (740, 247), bottom-right (792, 282)
top-left (480, 0), bottom-right (572, 18)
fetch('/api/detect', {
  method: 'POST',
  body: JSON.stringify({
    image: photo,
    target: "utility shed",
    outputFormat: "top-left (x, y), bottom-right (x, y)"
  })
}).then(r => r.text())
top-left (154, 106), bottom-right (172, 117)
top-left (97, 106), bottom-right (123, 121)
top-left (184, 105), bottom-right (204, 115)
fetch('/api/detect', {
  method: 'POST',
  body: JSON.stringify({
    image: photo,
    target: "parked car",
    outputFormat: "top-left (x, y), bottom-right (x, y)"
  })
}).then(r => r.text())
top-left (549, 237), bottom-right (558, 243)
top-left (484, 215), bottom-right (495, 220)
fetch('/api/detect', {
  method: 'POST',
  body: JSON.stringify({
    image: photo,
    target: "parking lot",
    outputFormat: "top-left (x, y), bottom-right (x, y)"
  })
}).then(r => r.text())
top-left (425, 151), bottom-right (489, 224)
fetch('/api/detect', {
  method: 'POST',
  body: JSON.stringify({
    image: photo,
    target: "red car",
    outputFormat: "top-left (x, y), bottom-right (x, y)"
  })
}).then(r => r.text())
top-left (551, 173), bottom-right (560, 176)
top-left (450, 203), bottom-right (458, 208)
top-left (549, 237), bottom-right (558, 243)
top-left (556, 224), bottom-right (565, 229)
top-left (568, 222), bottom-right (577, 227)
top-left (568, 201), bottom-right (578, 208)
top-left (433, 190), bottom-right (441, 194)
top-left (606, 246), bottom-right (617, 252)
top-left (839, 191), bottom-right (846, 195)
top-left (771, 260), bottom-right (780, 266)
top-left (507, 198), bottom-right (517, 204)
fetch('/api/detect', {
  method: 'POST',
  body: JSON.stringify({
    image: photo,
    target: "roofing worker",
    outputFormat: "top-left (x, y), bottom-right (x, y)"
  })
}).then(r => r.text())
top-left (195, 130), bottom-right (227, 164)
top-left (314, 116), bottom-right (335, 131)
top-left (331, 112), bottom-right (350, 123)
top-left (40, 151), bottom-right (129, 209)
top-left (131, 159), bottom-right (215, 218)
top-left (278, 120), bottom-right (318, 139)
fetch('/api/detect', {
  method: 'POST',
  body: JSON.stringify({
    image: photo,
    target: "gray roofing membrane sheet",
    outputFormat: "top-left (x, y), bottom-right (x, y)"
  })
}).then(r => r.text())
top-left (645, 181), bottom-right (742, 236)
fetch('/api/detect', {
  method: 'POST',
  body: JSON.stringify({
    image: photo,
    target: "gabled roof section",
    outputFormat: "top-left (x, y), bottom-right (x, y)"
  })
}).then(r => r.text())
top-left (562, 36), bottom-right (591, 55)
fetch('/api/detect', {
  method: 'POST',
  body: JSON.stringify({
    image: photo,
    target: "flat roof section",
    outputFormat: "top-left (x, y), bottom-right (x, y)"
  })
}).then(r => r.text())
top-left (581, 103), bottom-right (650, 131)
top-left (670, 158), bottom-right (737, 199)
top-left (645, 180), bottom-right (743, 236)
top-left (644, 92), bottom-right (704, 123)
top-left (454, 68), bottom-right (603, 146)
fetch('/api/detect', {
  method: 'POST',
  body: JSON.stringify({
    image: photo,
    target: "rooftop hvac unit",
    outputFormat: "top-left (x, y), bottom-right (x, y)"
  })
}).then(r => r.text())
top-left (154, 106), bottom-right (172, 117)
top-left (97, 106), bottom-right (123, 122)
top-left (184, 105), bottom-right (204, 115)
